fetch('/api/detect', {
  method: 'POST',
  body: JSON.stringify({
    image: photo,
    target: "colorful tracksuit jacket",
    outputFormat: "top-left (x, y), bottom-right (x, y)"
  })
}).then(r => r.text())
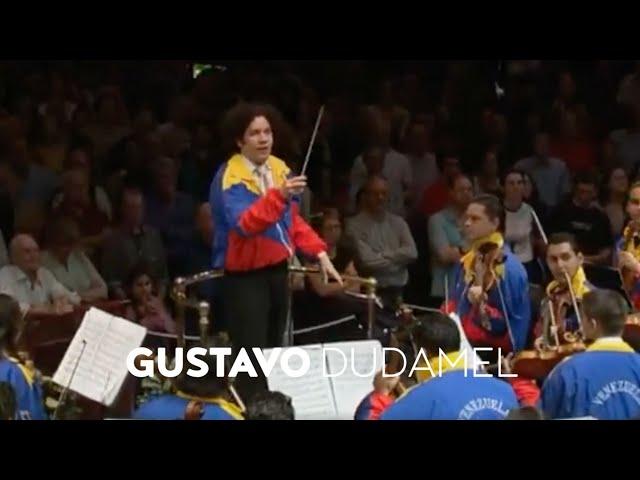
top-left (209, 154), bottom-right (326, 271)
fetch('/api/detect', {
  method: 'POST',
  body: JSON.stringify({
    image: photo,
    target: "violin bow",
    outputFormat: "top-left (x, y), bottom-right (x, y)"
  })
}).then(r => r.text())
top-left (444, 273), bottom-right (449, 309)
top-left (530, 207), bottom-right (548, 246)
top-left (495, 279), bottom-right (517, 352)
top-left (562, 269), bottom-right (585, 340)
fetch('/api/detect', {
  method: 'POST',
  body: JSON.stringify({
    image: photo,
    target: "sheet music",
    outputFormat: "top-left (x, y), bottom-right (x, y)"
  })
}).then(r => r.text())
top-left (324, 340), bottom-right (382, 420)
top-left (448, 313), bottom-right (484, 373)
top-left (264, 345), bottom-right (337, 420)
top-left (52, 307), bottom-right (147, 406)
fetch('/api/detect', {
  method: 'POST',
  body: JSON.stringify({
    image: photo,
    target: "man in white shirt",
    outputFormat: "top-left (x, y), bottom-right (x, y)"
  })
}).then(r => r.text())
top-left (0, 234), bottom-right (80, 314)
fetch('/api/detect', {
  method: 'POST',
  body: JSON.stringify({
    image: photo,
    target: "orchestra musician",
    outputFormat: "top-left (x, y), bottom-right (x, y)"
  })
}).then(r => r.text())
top-left (617, 181), bottom-right (640, 309)
top-left (540, 289), bottom-right (640, 420)
top-left (443, 194), bottom-right (531, 360)
top-left (503, 233), bottom-right (592, 401)
top-left (132, 353), bottom-right (244, 420)
top-left (209, 103), bottom-right (341, 397)
top-left (0, 294), bottom-right (47, 420)
top-left (354, 312), bottom-right (519, 420)
top-left (534, 232), bottom-right (592, 348)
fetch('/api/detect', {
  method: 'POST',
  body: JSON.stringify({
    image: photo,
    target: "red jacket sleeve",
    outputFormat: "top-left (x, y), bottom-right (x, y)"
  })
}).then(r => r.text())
top-left (354, 392), bottom-right (395, 420)
top-left (509, 377), bottom-right (541, 406)
top-left (290, 203), bottom-right (327, 257)
top-left (226, 186), bottom-right (288, 236)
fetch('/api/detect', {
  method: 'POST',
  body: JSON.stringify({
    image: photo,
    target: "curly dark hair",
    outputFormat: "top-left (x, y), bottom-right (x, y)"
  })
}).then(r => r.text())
top-left (220, 102), bottom-right (294, 159)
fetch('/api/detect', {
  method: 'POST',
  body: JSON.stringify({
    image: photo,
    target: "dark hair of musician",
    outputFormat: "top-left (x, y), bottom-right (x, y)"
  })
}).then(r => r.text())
top-left (582, 289), bottom-right (629, 336)
top-left (505, 406), bottom-right (545, 420)
top-left (412, 312), bottom-right (460, 355)
top-left (469, 194), bottom-right (505, 232)
top-left (244, 391), bottom-right (295, 420)
top-left (172, 353), bottom-right (228, 399)
top-left (0, 382), bottom-right (16, 420)
top-left (547, 232), bottom-right (581, 255)
top-left (0, 294), bottom-right (22, 355)
top-left (220, 102), bottom-right (286, 157)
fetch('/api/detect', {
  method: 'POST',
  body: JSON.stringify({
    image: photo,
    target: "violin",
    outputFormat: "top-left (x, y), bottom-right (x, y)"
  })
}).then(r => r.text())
top-left (620, 220), bottom-right (640, 296)
top-left (385, 306), bottom-right (422, 397)
top-left (511, 341), bottom-right (587, 379)
top-left (536, 281), bottom-right (580, 349)
top-left (513, 270), bottom-right (587, 380)
top-left (471, 241), bottom-right (505, 331)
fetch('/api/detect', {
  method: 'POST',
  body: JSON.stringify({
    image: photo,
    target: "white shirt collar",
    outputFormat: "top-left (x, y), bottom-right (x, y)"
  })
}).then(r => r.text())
top-left (241, 155), bottom-right (270, 174)
top-left (11, 265), bottom-right (42, 287)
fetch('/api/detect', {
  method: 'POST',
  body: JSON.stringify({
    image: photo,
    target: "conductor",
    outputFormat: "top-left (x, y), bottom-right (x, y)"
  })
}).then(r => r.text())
top-left (209, 103), bottom-right (341, 395)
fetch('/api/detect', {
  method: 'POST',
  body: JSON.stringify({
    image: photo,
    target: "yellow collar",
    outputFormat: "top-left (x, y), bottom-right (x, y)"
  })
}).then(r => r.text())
top-left (462, 232), bottom-right (505, 284)
top-left (6, 355), bottom-right (36, 386)
top-left (587, 337), bottom-right (635, 353)
top-left (175, 390), bottom-right (244, 420)
top-left (546, 266), bottom-right (589, 299)
top-left (226, 153), bottom-right (290, 195)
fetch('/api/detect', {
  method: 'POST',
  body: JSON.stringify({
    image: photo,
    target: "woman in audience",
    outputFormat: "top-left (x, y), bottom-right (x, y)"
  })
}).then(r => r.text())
top-left (473, 149), bottom-right (502, 197)
top-left (502, 169), bottom-right (543, 284)
top-left (41, 217), bottom-right (108, 303)
top-left (602, 165), bottom-right (629, 238)
top-left (124, 262), bottom-right (176, 334)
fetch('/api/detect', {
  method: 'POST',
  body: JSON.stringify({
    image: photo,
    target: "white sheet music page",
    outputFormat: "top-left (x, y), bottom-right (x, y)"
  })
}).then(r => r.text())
top-left (264, 345), bottom-right (337, 420)
top-left (448, 313), bottom-right (484, 373)
top-left (324, 340), bottom-right (383, 420)
top-left (52, 307), bottom-right (147, 406)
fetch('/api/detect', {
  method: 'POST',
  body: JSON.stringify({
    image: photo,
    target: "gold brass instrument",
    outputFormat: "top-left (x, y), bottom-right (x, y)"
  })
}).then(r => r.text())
top-left (171, 269), bottom-right (244, 413)
top-left (171, 269), bottom-right (224, 348)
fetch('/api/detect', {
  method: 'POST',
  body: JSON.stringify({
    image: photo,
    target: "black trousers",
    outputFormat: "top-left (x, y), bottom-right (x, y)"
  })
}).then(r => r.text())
top-left (223, 261), bottom-right (289, 399)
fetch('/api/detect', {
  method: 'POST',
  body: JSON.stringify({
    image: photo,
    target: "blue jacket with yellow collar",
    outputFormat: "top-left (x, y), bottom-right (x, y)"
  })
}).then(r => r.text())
top-left (0, 357), bottom-right (47, 420)
top-left (355, 350), bottom-right (519, 420)
top-left (132, 393), bottom-right (243, 420)
top-left (209, 154), bottom-right (326, 272)
top-left (541, 337), bottom-right (640, 419)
